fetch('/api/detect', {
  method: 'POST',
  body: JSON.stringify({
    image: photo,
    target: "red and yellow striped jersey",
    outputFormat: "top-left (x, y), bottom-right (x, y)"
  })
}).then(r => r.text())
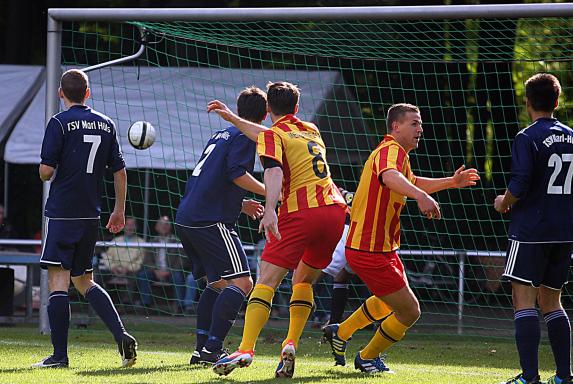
top-left (346, 135), bottom-right (416, 253)
top-left (257, 114), bottom-right (346, 215)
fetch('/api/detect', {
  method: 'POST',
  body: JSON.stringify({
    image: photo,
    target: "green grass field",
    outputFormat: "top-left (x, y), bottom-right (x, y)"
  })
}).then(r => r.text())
top-left (0, 324), bottom-right (559, 384)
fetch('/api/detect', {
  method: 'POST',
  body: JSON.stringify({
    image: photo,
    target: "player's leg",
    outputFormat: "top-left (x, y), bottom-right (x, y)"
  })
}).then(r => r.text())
top-left (213, 260), bottom-right (288, 375)
top-left (32, 267), bottom-right (72, 368)
top-left (329, 268), bottom-right (351, 325)
top-left (71, 219), bottom-right (136, 367)
top-left (175, 224), bottom-right (211, 362)
top-left (201, 274), bottom-right (253, 362)
top-left (275, 205), bottom-right (346, 378)
top-left (539, 243), bottom-right (573, 384)
top-left (502, 240), bottom-right (546, 383)
top-left (33, 218), bottom-right (73, 368)
top-left (201, 223), bottom-right (254, 360)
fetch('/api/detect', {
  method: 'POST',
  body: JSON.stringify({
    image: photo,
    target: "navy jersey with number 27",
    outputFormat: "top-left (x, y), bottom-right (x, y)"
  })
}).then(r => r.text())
top-left (176, 126), bottom-right (256, 226)
top-left (508, 117), bottom-right (573, 242)
top-left (40, 105), bottom-right (125, 219)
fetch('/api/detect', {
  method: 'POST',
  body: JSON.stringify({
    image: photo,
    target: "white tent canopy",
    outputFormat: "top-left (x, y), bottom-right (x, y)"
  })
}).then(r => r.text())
top-left (5, 66), bottom-right (369, 169)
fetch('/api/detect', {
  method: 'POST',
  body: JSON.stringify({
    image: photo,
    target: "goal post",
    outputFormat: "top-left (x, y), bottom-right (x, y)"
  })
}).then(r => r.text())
top-left (43, 3), bottom-right (573, 336)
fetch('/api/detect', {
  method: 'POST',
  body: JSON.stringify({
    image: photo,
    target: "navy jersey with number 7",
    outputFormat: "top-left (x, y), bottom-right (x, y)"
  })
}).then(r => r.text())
top-left (508, 117), bottom-right (573, 242)
top-left (40, 105), bottom-right (125, 219)
top-left (176, 126), bottom-right (256, 226)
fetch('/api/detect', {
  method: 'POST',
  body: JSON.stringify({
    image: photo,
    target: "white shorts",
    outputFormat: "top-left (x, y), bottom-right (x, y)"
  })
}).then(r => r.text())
top-left (322, 224), bottom-right (353, 277)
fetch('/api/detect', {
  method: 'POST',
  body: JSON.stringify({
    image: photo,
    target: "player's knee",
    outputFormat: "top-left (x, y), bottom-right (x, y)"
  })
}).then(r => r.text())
top-left (71, 275), bottom-right (95, 296)
top-left (208, 279), bottom-right (228, 291)
top-left (229, 276), bottom-right (253, 295)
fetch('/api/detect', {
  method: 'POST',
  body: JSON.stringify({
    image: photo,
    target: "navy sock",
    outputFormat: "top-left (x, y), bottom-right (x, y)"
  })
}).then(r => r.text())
top-left (515, 308), bottom-right (540, 381)
top-left (204, 285), bottom-right (246, 352)
top-left (196, 285), bottom-right (221, 351)
top-left (329, 284), bottom-right (349, 324)
top-left (544, 309), bottom-right (572, 379)
top-left (48, 291), bottom-right (69, 360)
top-left (85, 284), bottom-right (125, 343)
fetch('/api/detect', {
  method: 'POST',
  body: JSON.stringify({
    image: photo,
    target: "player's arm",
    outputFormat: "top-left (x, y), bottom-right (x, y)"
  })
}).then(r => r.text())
top-left (233, 173), bottom-right (266, 196)
top-left (259, 158), bottom-right (283, 241)
top-left (415, 165), bottom-right (480, 194)
top-left (106, 168), bottom-right (127, 234)
top-left (207, 100), bottom-right (267, 142)
top-left (39, 164), bottom-right (55, 182)
top-left (494, 190), bottom-right (519, 213)
top-left (39, 117), bottom-right (63, 182)
top-left (382, 169), bottom-right (441, 219)
top-left (494, 132), bottom-right (534, 213)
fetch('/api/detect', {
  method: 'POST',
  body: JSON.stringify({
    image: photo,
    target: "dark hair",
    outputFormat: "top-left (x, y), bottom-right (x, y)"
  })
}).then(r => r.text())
top-left (525, 73), bottom-right (561, 112)
top-left (386, 103), bottom-right (420, 132)
top-left (237, 86), bottom-right (267, 123)
top-left (60, 69), bottom-right (89, 103)
top-left (266, 81), bottom-right (300, 116)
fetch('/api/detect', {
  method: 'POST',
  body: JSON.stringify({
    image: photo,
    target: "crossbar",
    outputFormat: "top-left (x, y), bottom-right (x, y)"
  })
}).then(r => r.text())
top-left (49, 3), bottom-right (573, 22)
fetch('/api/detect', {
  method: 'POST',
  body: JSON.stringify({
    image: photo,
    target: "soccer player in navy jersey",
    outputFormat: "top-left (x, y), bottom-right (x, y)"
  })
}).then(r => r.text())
top-left (495, 73), bottom-right (573, 384)
top-left (175, 86), bottom-right (266, 365)
top-left (33, 69), bottom-right (137, 368)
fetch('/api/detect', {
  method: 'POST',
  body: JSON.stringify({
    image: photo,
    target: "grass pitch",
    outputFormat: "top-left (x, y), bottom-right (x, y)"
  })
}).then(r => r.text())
top-left (0, 323), bottom-right (559, 383)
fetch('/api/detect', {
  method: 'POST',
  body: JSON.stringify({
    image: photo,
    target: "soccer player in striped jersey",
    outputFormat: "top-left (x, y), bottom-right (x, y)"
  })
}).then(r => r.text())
top-left (175, 86), bottom-right (266, 366)
top-left (33, 69), bottom-right (137, 369)
top-left (208, 82), bottom-right (347, 378)
top-left (494, 74), bottom-right (573, 384)
top-left (323, 103), bottom-right (479, 374)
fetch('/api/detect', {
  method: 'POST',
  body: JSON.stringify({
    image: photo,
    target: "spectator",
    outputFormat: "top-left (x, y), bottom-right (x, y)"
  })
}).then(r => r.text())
top-left (104, 217), bottom-right (145, 279)
top-left (136, 216), bottom-right (194, 312)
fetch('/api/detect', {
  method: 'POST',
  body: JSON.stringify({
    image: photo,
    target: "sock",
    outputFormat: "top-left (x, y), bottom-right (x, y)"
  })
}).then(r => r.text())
top-left (238, 284), bottom-right (274, 351)
top-left (338, 296), bottom-right (392, 341)
top-left (360, 313), bottom-right (409, 360)
top-left (196, 285), bottom-right (221, 351)
top-left (544, 309), bottom-right (572, 380)
top-left (515, 308), bottom-right (540, 381)
top-left (283, 283), bottom-right (314, 349)
top-left (48, 291), bottom-right (70, 360)
top-left (204, 285), bottom-right (246, 352)
top-left (329, 283), bottom-right (349, 324)
top-left (85, 284), bottom-right (126, 343)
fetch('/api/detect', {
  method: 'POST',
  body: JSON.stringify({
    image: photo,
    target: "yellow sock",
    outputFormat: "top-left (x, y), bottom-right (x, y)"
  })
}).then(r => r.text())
top-left (283, 283), bottom-right (314, 349)
top-left (360, 313), bottom-right (409, 360)
top-left (238, 284), bottom-right (275, 351)
top-left (337, 295), bottom-right (392, 341)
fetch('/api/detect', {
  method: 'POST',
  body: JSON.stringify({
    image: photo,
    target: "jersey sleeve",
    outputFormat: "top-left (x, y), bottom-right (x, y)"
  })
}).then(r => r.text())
top-left (257, 129), bottom-right (283, 165)
top-left (40, 117), bottom-right (64, 168)
top-left (507, 132), bottom-right (536, 198)
top-left (226, 133), bottom-right (256, 181)
top-left (107, 122), bottom-right (126, 172)
top-left (373, 143), bottom-right (406, 178)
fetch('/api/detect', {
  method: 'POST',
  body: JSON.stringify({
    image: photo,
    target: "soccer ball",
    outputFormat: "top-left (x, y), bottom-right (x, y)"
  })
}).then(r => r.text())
top-left (128, 121), bottom-right (156, 150)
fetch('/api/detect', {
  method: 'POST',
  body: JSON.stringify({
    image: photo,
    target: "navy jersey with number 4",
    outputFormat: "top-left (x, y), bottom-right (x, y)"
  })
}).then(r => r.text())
top-left (41, 105), bottom-right (125, 219)
top-left (508, 117), bottom-right (573, 242)
top-left (176, 126), bottom-right (256, 226)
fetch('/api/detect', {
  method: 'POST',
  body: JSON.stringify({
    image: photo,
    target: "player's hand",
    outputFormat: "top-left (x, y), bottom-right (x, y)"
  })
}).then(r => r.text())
top-left (242, 199), bottom-right (264, 219)
top-left (451, 165), bottom-right (480, 188)
top-left (207, 100), bottom-right (237, 123)
top-left (416, 193), bottom-right (441, 220)
top-left (259, 210), bottom-right (281, 242)
top-left (106, 211), bottom-right (125, 234)
top-left (494, 195), bottom-right (510, 213)
top-left (155, 270), bottom-right (170, 280)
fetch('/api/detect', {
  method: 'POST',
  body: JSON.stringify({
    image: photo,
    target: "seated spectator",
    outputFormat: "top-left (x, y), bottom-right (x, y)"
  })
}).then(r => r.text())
top-left (103, 217), bottom-right (145, 281)
top-left (136, 216), bottom-right (195, 312)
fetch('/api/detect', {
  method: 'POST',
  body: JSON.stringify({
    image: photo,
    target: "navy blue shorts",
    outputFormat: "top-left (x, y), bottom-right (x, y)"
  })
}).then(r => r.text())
top-left (175, 223), bottom-right (250, 282)
top-left (40, 218), bottom-right (98, 277)
top-left (502, 240), bottom-right (572, 289)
